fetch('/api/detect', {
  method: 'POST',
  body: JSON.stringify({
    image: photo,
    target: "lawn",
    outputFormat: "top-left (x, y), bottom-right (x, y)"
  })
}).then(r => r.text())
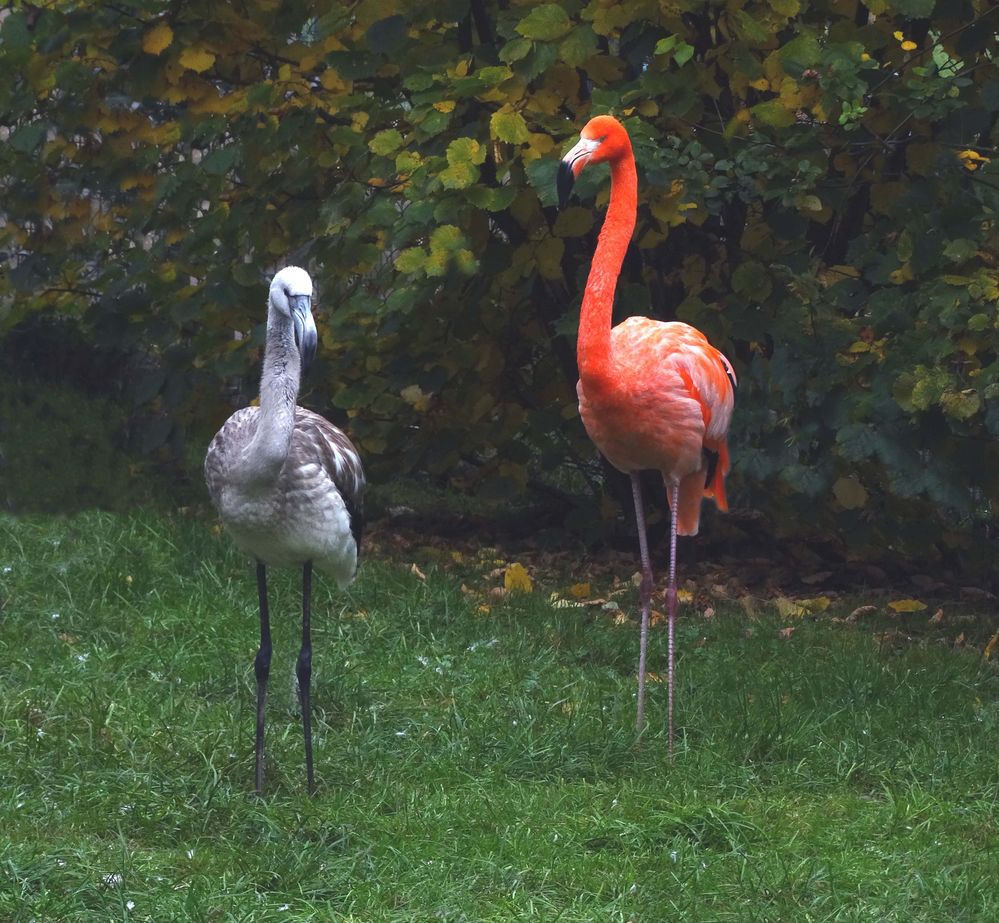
top-left (1, 509), bottom-right (996, 921)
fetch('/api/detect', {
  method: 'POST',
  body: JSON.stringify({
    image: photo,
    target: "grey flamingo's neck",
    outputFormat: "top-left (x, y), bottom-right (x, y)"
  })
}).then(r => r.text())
top-left (243, 311), bottom-right (301, 486)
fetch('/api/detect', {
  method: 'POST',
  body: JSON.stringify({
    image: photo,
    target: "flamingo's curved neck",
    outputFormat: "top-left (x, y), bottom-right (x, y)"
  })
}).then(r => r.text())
top-left (245, 310), bottom-right (299, 484)
top-left (577, 152), bottom-right (637, 389)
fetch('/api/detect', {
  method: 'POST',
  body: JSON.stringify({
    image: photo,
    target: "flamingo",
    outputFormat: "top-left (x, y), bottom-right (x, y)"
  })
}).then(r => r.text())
top-left (204, 266), bottom-right (364, 794)
top-left (558, 116), bottom-right (736, 756)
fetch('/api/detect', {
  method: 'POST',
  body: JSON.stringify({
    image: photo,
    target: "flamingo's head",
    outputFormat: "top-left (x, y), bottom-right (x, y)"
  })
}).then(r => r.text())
top-left (269, 266), bottom-right (318, 372)
top-left (557, 115), bottom-right (632, 209)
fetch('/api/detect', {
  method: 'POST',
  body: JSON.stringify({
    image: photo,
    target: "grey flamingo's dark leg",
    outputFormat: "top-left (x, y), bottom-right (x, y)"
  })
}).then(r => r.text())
top-left (666, 481), bottom-right (680, 760)
top-left (631, 473), bottom-right (655, 735)
top-left (254, 561), bottom-right (272, 795)
top-left (298, 561), bottom-right (315, 795)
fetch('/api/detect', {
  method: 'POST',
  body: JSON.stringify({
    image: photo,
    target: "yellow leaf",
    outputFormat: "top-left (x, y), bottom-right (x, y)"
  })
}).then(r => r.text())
top-left (677, 589), bottom-right (694, 604)
top-left (800, 596), bottom-right (831, 612)
top-left (142, 22), bottom-right (174, 56)
top-left (888, 598), bottom-right (928, 613)
top-left (569, 582), bottom-right (590, 598)
top-left (775, 596), bottom-right (807, 618)
top-left (901, 40), bottom-right (917, 51)
top-left (504, 563), bottom-right (533, 593)
top-left (434, 100), bottom-right (456, 112)
top-left (832, 476), bottom-right (868, 510)
top-left (893, 31), bottom-right (904, 40)
top-left (321, 68), bottom-right (348, 92)
top-left (179, 46), bottom-right (216, 73)
top-left (984, 632), bottom-right (999, 660)
top-left (400, 384), bottom-right (432, 412)
top-left (889, 263), bottom-right (913, 284)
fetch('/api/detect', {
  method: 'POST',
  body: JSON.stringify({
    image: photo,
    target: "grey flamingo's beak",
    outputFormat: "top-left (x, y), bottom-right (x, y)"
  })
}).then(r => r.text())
top-left (557, 136), bottom-right (600, 209)
top-left (289, 295), bottom-right (317, 373)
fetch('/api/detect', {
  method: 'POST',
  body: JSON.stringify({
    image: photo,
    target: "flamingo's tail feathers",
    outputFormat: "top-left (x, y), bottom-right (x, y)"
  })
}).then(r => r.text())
top-left (702, 440), bottom-right (731, 512)
top-left (673, 470), bottom-right (706, 536)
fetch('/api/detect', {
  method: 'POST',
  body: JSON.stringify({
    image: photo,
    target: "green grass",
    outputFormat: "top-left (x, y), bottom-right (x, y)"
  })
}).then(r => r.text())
top-left (1, 510), bottom-right (996, 921)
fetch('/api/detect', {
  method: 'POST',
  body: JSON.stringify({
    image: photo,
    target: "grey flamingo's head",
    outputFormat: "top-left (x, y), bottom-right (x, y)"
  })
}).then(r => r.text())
top-left (269, 266), bottom-right (318, 372)
top-left (557, 114), bottom-right (633, 210)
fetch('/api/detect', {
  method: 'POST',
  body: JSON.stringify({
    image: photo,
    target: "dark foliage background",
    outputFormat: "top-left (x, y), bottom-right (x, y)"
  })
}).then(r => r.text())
top-left (2, 0), bottom-right (997, 571)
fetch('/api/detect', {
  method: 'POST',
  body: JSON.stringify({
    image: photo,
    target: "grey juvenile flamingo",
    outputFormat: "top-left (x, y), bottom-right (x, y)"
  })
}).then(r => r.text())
top-left (205, 266), bottom-right (364, 794)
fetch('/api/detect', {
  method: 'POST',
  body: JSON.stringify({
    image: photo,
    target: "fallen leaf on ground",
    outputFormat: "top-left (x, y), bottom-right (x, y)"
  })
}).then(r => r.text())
top-left (888, 598), bottom-right (927, 613)
top-left (504, 562), bottom-right (533, 593)
top-left (613, 611), bottom-right (630, 626)
top-left (954, 632), bottom-right (967, 648)
top-left (677, 588), bottom-right (694, 604)
top-left (569, 582), bottom-right (590, 598)
top-left (984, 632), bottom-right (999, 660)
top-left (643, 672), bottom-right (665, 684)
top-left (410, 563), bottom-right (426, 581)
top-left (775, 597), bottom-right (807, 618)
top-left (703, 607), bottom-right (715, 619)
top-left (778, 626), bottom-right (795, 639)
top-left (489, 586), bottom-right (508, 599)
top-left (649, 610), bottom-right (665, 627)
top-left (800, 595), bottom-right (831, 612)
top-left (849, 605), bottom-right (879, 620)
top-left (929, 608), bottom-right (944, 625)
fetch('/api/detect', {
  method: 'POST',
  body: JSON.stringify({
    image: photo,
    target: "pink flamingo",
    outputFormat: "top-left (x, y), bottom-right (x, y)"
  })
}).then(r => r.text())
top-left (558, 115), bottom-right (736, 756)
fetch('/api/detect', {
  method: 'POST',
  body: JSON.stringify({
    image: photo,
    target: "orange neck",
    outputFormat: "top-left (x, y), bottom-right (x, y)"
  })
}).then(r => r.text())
top-left (577, 152), bottom-right (637, 388)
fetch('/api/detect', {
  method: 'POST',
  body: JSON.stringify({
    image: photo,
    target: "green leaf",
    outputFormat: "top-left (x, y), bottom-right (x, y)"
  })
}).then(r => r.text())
top-left (516, 4), bottom-right (573, 41)
top-left (731, 261), bottom-right (773, 300)
top-left (559, 26), bottom-right (597, 67)
top-left (751, 100), bottom-right (796, 128)
top-left (430, 225), bottom-right (465, 253)
top-left (1, 11), bottom-right (31, 49)
top-left (369, 129), bottom-right (404, 156)
top-left (731, 10), bottom-right (769, 44)
top-left (896, 229), bottom-right (913, 263)
top-left (463, 185), bottom-right (517, 211)
top-left (942, 238), bottom-right (976, 263)
top-left (779, 34), bottom-right (821, 76)
top-left (490, 108), bottom-right (530, 144)
top-left (10, 122), bottom-right (46, 154)
top-left (439, 161), bottom-right (479, 189)
top-left (836, 423), bottom-right (880, 461)
top-left (447, 137), bottom-right (486, 166)
top-left (395, 247), bottom-right (427, 273)
top-left (674, 42), bottom-right (694, 66)
top-left (499, 37), bottom-right (533, 64)
top-left (890, 0), bottom-right (935, 16)
top-left (940, 389), bottom-right (981, 421)
top-left (202, 146), bottom-right (239, 176)
top-left (654, 35), bottom-right (678, 55)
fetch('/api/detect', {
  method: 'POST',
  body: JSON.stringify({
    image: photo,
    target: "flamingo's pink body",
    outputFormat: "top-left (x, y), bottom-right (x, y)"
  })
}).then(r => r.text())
top-left (559, 115), bottom-right (735, 753)
top-left (578, 316), bottom-right (735, 534)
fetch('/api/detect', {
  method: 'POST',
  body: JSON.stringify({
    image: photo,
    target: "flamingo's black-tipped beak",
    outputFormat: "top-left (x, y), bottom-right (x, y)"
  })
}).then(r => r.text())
top-left (557, 136), bottom-right (601, 210)
top-left (557, 160), bottom-right (575, 210)
top-left (290, 295), bottom-right (317, 373)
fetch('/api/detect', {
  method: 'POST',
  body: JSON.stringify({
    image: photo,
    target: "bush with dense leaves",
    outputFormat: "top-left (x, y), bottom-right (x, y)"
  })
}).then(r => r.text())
top-left (1, 0), bottom-right (997, 563)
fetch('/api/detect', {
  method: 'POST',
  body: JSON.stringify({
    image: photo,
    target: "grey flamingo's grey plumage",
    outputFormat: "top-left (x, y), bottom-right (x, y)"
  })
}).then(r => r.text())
top-left (204, 266), bottom-right (364, 795)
